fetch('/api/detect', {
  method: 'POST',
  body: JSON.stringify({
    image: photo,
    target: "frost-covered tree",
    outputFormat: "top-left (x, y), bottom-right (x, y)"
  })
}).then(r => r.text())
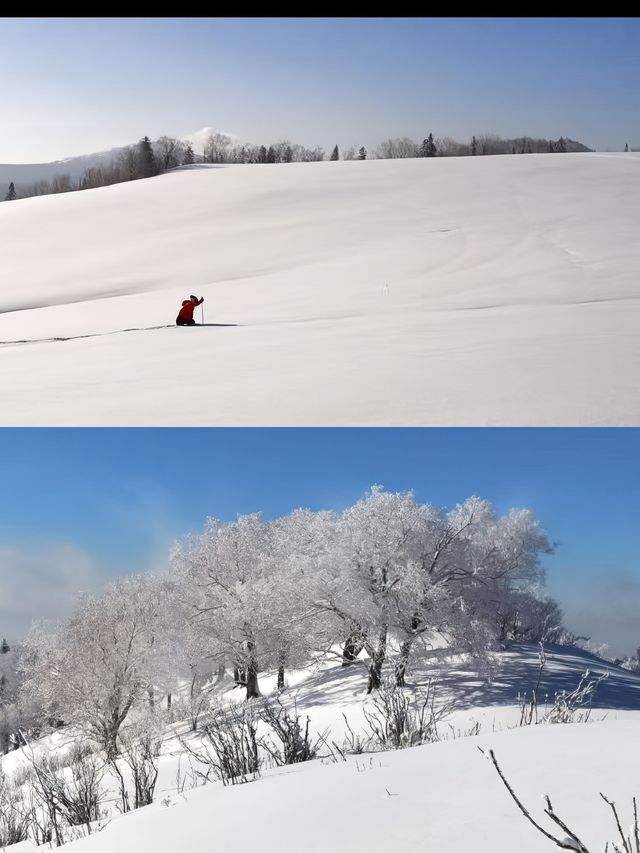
top-left (21, 575), bottom-right (162, 758)
top-left (0, 645), bottom-right (21, 752)
top-left (393, 497), bottom-right (551, 685)
top-left (149, 571), bottom-right (219, 728)
top-left (374, 138), bottom-right (418, 159)
top-left (203, 132), bottom-right (232, 164)
top-left (154, 136), bottom-right (185, 171)
top-left (312, 487), bottom-right (433, 692)
top-left (489, 588), bottom-right (563, 645)
top-left (358, 146), bottom-right (367, 160)
top-left (268, 508), bottom-right (340, 687)
top-left (172, 514), bottom-right (279, 700)
top-left (4, 182), bottom-right (16, 201)
top-left (169, 488), bottom-right (553, 698)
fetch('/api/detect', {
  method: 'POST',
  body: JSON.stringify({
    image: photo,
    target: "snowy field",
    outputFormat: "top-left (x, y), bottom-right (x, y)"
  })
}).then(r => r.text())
top-left (1, 152), bottom-right (639, 425)
top-left (4, 643), bottom-right (640, 852)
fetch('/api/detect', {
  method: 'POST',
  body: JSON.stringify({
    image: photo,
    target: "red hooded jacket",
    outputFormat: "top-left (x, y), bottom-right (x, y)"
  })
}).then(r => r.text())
top-left (177, 297), bottom-right (203, 321)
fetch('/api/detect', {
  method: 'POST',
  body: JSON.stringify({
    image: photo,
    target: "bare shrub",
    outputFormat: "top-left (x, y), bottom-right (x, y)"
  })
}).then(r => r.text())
top-left (0, 768), bottom-right (29, 846)
top-left (542, 670), bottom-right (608, 724)
top-left (179, 701), bottom-right (261, 786)
top-left (519, 645), bottom-right (608, 726)
top-left (363, 679), bottom-right (452, 750)
top-left (259, 695), bottom-right (329, 766)
top-left (116, 729), bottom-right (162, 810)
top-left (22, 741), bottom-right (107, 844)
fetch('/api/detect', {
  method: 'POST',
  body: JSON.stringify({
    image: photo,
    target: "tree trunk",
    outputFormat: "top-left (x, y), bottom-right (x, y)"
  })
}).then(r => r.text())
top-left (366, 625), bottom-right (388, 694)
top-left (342, 634), bottom-right (364, 666)
top-left (277, 648), bottom-right (287, 689)
top-left (395, 639), bottom-right (413, 687)
top-left (245, 641), bottom-right (261, 700)
top-left (104, 725), bottom-right (119, 761)
top-left (166, 692), bottom-right (172, 711)
top-left (395, 615), bottom-right (422, 686)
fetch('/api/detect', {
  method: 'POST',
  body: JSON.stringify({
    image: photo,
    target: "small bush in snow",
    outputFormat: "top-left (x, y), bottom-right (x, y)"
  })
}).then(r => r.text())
top-left (179, 701), bottom-right (261, 786)
top-left (259, 695), bottom-right (329, 766)
top-left (110, 726), bottom-right (162, 812)
top-left (0, 768), bottom-right (29, 847)
top-left (541, 670), bottom-right (608, 724)
top-left (363, 679), bottom-right (452, 750)
top-left (15, 743), bottom-right (107, 846)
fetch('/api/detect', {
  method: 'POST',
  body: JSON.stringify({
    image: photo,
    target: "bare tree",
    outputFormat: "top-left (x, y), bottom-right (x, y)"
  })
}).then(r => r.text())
top-left (374, 138), bottom-right (419, 159)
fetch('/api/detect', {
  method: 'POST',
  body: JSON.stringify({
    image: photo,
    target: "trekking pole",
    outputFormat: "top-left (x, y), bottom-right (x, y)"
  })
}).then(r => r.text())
top-left (201, 301), bottom-right (205, 326)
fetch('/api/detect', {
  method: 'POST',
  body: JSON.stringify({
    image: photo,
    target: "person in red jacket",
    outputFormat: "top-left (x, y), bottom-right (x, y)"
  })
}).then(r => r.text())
top-left (176, 294), bottom-right (204, 325)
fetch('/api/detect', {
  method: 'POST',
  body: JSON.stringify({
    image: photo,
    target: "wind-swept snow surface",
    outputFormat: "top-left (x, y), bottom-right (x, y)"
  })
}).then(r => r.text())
top-left (1, 153), bottom-right (639, 425)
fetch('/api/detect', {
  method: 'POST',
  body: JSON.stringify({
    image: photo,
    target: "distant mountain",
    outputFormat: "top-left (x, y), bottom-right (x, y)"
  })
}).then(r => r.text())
top-left (0, 147), bottom-right (129, 195)
top-left (0, 128), bottom-right (232, 194)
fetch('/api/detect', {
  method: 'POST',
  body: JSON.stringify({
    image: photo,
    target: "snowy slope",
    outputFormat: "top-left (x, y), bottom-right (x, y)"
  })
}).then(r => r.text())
top-left (4, 643), bottom-right (639, 853)
top-left (53, 722), bottom-right (640, 853)
top-left (1, 153), bottom-right (639, 425)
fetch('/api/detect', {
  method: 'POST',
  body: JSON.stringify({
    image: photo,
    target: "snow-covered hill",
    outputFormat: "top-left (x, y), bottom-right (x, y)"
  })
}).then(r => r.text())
top-left (1, 153), bottom-right (639, 425)
top-left (3, 643), bottom-right (640, 853)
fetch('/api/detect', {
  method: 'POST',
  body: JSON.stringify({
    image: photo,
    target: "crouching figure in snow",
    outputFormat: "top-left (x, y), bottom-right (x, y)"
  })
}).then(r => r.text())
top-left (176, 294), bottom-right (204, 326)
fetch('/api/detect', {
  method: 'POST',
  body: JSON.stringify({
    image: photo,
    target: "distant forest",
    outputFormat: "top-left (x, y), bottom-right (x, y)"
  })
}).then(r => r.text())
top-left (2, 130), bottom-right (599, 202)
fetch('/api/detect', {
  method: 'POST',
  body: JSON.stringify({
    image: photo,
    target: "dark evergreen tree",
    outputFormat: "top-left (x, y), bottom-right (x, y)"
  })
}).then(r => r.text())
top-left (549, 139), bottom-right (554, 153)
top-left (266, 145), bottom-right (276, 163)
top-left (258, 145), bottom-right (268, 164)
top-left (625, 143), bottom-right (629, 152)
top-left (283, 145), bottom-right (293, 163)
top-left (138, 136), bottom-right (158, 178)
top-left (358, 146), bottom-right (367, 160)
top-left (330, 145), bottom-right (339, 161)
top-left (0, 638), bottom-right (9, 654)
top-left (183, 142), bottom-right (194, 165)
top-left (558, 136), bottom-right (566, 153)
top-left (419, 133), bottom-right (437, 158)
top-left (4, 182), bottom-right (16, 201)
top-left (471, 136), bottom-right (477, 156)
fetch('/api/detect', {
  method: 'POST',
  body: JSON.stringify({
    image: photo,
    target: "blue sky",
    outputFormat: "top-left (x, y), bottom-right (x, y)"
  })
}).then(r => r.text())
top-left (0, 428), bottom-right (638, 654)
top-left (2, 17), bottom-right (639, 162)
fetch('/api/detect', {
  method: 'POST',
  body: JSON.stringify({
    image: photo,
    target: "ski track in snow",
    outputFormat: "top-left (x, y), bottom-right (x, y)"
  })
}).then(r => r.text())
top-left (0, 324), bottom-right (239, 347)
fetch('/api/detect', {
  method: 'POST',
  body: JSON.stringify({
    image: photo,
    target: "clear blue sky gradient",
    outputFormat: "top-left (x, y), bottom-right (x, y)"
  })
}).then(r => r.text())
top-left (1, 427), bottom-right (639, 653)
top-left (2, 17), bottom-right (639, 162)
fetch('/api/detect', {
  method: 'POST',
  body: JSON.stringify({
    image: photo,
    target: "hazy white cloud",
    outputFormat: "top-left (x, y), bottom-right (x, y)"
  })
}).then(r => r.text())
top-left (0, 542), bottom-right (107, 641)
top-left (558, 568), bottom-right (640, 658)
